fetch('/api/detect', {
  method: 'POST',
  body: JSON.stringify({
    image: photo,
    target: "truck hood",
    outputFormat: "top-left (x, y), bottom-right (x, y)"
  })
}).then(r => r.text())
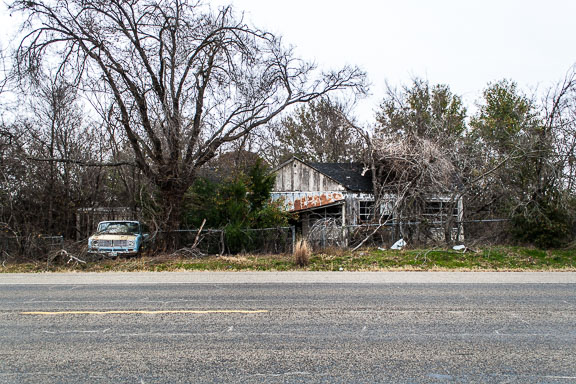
top-left (90, 234), bottom-right (137, 241)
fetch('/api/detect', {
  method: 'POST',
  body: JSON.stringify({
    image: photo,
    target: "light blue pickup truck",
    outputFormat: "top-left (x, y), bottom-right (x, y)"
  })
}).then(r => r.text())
top-left (88, 221), bottom-right (150, 257)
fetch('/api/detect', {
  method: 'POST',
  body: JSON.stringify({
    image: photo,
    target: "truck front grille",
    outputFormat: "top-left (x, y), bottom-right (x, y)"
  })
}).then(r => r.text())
top-left (97, 240), bottom-right (128, 247)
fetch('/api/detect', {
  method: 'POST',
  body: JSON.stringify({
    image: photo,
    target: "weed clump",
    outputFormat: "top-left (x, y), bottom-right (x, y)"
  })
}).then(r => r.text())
top-left (293, 239), bottom-right (311, 267)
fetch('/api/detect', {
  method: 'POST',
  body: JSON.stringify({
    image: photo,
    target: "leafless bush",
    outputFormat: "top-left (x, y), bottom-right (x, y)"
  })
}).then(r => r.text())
top-left (371, 135), bottom-right (455, 195)
top-left (47, 249), bottom-right (86, 266)
top-left (45, 239), bottom-right (94, 266)
top-left (307, 218), bottom-right (344, 248)
top-left (168, 247), bottom-right (206, 259)
top-left (352, 135), bottom-right (459, 249)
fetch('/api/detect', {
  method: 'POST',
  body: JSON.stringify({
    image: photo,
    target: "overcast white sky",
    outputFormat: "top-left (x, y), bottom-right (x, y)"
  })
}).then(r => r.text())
top-left (2, 0), bottom-right (576, 123)
top-left (212, 0), bottom-right (576, 122)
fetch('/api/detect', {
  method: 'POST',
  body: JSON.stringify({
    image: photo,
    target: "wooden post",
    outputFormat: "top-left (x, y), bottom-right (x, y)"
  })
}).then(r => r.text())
top-left (291, 226), bottom-right (296, 253)
top-left (342, 202), bottom-right (348, 247)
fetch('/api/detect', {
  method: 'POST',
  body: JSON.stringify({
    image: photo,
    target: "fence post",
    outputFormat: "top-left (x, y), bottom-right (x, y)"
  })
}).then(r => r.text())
top-left (219, 230), bottom-right (225, 256)
top-left (290, 226), bottom-right (296, 253)
top-left (342, 225), bottom-right (349, 248)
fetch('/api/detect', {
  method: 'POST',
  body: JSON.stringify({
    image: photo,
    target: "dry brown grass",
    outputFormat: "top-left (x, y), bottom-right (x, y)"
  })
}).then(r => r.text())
top-left (2, 246), bottom-right (574, 273)
top-left (219, 256), bottom-right (251, 264)
top-left (293, 239), bottom-right (311, 267)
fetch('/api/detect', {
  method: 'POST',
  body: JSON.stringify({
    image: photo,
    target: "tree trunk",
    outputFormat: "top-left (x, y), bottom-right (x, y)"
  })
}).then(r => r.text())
top-left (155, 184), bottom-right (187, 251)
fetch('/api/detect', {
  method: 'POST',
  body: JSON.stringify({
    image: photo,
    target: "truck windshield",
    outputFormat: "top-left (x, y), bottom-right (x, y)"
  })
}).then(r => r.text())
top-left (97, 222), bottom-right (139, 235)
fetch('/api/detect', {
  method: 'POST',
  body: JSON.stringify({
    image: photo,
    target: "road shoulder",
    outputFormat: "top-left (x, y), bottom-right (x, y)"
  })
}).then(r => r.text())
top-left (1, 271), bottom-right (576, 285)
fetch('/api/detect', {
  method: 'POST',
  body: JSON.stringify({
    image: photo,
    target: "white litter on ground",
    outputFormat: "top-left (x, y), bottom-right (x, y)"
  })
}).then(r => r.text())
top-left (390, 239), bottom-right (406, 250)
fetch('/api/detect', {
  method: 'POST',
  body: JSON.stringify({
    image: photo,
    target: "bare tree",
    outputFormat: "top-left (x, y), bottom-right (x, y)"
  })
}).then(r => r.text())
top-left (1, 76), bottom-right (111, 239)
top-left (28, 78), bottom-right (84, 232)
top-left (543, 67), bottom-right (576, 193)
top-left (11, 0), bottom-right (366, 233)
top-left (0, 48), bottom-right (8, 95)
top-left (265, 97), bottom-right (367, 165)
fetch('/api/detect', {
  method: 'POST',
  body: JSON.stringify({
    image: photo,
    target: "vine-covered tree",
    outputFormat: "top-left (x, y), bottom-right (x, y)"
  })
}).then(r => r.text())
top-left (376, 79), bottom-right (467, 144)
top-left (371, 79), bottom-right (467, 244)
top-left (470, 80), bottom-right (573, 246)
top-left (11, 0), bottom-right (366, 233)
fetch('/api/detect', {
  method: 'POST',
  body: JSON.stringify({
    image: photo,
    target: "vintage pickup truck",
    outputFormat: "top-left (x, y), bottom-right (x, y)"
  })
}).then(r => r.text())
top-left (88, 220), bottom-right (149, 256)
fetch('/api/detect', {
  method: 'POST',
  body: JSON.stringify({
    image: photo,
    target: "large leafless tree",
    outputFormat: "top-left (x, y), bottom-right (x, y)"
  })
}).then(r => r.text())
top-left (11, 0), bottom-right (366, 230)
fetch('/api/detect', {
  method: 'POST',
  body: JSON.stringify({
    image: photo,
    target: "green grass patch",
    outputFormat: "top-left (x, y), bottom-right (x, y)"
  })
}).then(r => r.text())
top-left (1, 246), bottom-right (575, 273)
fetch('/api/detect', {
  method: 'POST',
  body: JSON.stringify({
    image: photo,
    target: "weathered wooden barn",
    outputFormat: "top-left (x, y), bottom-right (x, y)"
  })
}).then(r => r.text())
top-left (271, 157), bottom-right (463, 240)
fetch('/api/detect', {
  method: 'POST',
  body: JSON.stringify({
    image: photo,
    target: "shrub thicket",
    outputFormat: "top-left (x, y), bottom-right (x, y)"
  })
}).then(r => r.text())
top-left (183, 160), bottom-right (290, 253)
top-left (511, 195), bottom-right (575, 248)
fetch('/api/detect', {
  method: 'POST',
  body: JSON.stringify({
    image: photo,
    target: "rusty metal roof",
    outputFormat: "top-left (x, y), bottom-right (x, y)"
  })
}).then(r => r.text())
top-left (309, 162), bottom-right (373, 192)
top-left (271, 191), bottom-right (345, 212)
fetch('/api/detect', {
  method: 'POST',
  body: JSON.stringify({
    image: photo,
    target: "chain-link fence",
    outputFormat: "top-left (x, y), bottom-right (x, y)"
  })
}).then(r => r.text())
top-left (303, 219), bottom-right (511, 250)
top-left (305, 221), bottom-right (396, 250)
top-left (155, 226), bottom-right (295, 255)
top-left (0, 235), bottom-right (64, 260)
top-left (1, 220), bottom-right (513, 260)
top-left (461, 219), bottom-right (512, 246)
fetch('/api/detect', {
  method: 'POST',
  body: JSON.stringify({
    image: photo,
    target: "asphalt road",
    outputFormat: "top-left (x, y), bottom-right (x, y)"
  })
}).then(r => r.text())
top-left (0, 273), bottom-right (575, 383)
